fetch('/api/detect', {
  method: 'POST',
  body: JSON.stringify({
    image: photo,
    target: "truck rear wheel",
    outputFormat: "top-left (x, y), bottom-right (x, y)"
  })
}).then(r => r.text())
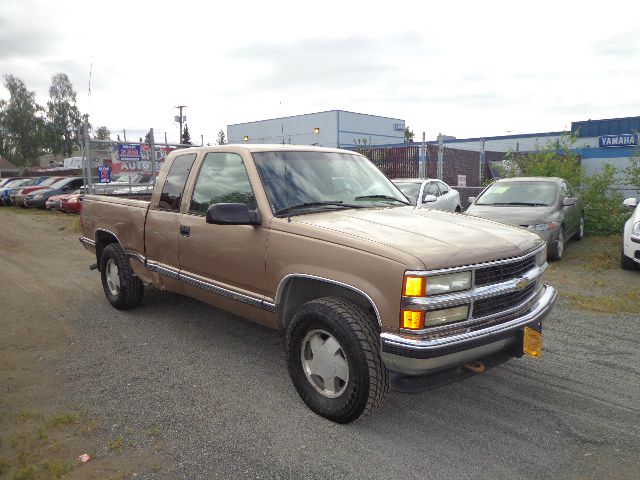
top-left (100, 243), bottom-right (144, 310)
top-left (285, 297), bottom-right (389, 423)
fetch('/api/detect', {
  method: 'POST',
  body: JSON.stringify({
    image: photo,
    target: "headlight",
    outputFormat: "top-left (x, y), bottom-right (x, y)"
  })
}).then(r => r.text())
top-left (528, 222), bottom-right (558, 231)
top-left (535, 246), bottom-right (547, 267)
top-left (31, 194), bottom-right (43, 200)
top-left (69, 197), bottom-right (79, 203)
top-left (401, 305), bottom-right (469, 330)
top-left (403, 271), bottom-right (471, 297)
top-left (632, 222), bottom-right (640, 237)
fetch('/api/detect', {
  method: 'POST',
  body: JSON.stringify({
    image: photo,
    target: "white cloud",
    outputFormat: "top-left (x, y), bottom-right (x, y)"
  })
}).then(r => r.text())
top-left (0, 0), bottom-right (639, 144)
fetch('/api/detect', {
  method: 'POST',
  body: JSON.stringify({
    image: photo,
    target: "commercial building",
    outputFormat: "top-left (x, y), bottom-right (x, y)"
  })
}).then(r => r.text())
top-left (227, 110), bottom-right (405, 148)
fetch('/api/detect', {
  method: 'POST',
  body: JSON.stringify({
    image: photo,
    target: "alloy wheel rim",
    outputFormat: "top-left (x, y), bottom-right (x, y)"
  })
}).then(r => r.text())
top-left (300, 329), bottom-right (349, 398)
top-left (105, 259), bottom-right (121, 296)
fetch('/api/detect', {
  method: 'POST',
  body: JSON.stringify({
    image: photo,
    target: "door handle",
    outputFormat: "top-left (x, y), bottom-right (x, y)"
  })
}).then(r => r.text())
top-left (179, 225), bottom-right (190, 237)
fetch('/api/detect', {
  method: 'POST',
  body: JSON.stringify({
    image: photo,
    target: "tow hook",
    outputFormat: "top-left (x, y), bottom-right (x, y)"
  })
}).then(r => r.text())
top-left (463, 361), bottom-right (486, 374)
top-left (89, 263), bottom-right (98, 270)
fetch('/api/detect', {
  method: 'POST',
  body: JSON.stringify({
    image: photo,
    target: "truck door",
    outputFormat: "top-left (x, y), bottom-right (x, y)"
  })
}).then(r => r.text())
top-left (144, 152), bottom-right (197, 294)
top-left (177, 151), bottom-right (271, 321)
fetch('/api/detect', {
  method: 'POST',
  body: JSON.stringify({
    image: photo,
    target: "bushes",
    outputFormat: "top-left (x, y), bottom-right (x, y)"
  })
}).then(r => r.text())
top-left (581, 164), bottom-right (628, 235)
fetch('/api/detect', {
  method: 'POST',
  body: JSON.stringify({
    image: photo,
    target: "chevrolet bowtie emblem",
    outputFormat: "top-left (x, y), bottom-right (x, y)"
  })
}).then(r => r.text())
top-left (515, 278), bottom-right (530, 290)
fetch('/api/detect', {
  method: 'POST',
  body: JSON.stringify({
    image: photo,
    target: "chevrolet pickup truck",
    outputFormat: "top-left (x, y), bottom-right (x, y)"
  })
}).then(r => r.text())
top-left (80, 145), bottom-right (556, 423)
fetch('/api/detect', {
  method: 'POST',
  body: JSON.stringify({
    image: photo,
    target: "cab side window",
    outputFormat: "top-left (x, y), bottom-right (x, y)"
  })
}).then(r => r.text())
top-left (437, 181), bottom-right (449, 194)
top-left (189, 152), bottom-right (256, 215)
top-left (158, 153), bottom-right (197, 211)
top-left (423, 182), bottom-right (440, 200)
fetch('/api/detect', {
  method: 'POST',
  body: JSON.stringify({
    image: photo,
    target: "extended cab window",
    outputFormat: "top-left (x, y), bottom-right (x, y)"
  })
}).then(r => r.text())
top-left (158, 153), bottom-right (197, 211)
top-left (189, 152), bottom-right (256, 215)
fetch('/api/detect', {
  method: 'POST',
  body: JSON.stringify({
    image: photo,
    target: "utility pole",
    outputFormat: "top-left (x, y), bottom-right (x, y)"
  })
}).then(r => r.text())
top-left (437, 133), bottom-right (444, 180)
top-left (175, 105), bottom-right (187, 144)
top-left (479, 138), bottom-right (486, 185)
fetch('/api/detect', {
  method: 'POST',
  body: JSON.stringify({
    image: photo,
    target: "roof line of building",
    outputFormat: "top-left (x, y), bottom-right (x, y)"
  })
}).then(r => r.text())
top-left (228, 109), bottom-right (404, 127)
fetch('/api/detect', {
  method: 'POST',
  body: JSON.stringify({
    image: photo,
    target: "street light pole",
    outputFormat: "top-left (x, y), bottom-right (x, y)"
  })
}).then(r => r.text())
top-left (175, 105), bottom-right (187, 144)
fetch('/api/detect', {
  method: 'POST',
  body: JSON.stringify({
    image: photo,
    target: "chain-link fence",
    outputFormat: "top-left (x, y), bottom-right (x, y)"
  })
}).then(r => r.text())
top-left (348, 141), bottom-right (516, 208)
top-left (80, 128), bottom-right (191, 195)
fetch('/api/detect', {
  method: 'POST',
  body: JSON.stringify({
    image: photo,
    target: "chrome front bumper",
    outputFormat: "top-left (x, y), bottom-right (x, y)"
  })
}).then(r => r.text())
top-left (380, 284), bottom-right (557, 376)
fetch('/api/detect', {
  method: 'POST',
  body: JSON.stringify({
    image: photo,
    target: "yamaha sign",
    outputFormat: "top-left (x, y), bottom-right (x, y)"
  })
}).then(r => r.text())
top-left (599, 133), bottom-right (638, 148)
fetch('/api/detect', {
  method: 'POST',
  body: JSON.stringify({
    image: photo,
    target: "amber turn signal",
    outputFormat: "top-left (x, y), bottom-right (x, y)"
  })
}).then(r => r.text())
top-left (403, 276), bottom-right (425, 297)
top-left (401, 310), bottom-right (425, 330)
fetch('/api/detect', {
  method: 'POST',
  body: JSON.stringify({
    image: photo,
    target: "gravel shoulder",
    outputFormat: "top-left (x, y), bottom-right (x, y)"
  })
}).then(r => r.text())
top-left (1, 209), bottom-right (639, 479)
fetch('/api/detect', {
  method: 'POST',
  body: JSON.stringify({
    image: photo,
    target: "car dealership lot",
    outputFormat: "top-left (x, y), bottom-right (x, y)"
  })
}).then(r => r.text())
top-left (0, 208), bottom-right (638, 479)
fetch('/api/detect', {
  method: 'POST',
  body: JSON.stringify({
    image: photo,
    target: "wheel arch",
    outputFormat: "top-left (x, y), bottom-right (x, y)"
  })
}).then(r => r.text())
top-left (94, 229), bottom-right (123, 271)
top-left (275, 274), bottom-right (382, 331)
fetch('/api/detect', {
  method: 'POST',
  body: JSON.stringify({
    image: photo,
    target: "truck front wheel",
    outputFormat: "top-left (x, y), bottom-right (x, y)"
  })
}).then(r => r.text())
top-left (100, 243), bottom-right (144, 310)
top-left (285, 297), bottom-right (389, 423)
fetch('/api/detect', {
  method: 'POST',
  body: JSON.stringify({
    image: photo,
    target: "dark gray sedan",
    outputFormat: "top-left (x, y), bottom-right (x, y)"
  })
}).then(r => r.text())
top-left (465, 177), bottom-right (584, 261)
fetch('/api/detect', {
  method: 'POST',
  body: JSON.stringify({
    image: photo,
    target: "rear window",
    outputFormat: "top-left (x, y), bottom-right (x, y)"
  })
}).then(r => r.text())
top-left (158, 153), bottom-right (197, 211)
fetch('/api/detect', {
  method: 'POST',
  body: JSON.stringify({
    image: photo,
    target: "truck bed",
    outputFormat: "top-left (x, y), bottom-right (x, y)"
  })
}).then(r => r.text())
top-left (81, 194), bottom-right (150, 258)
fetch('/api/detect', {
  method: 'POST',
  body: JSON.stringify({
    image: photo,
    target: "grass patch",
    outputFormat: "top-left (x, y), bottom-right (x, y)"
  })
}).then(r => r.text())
top-left (0, 457), bottom-right (10, 475)
top-left (47, 412), bottom-right (80, 429)
top-left (13, 464), bottom-right (37, 480)
top-left (565, 290), bottom-right (640, 314)
top-left (107, 435), bottom-right (123, 453)
top-left (17, 410), bottom-right (40, 422)
top-left (43, 459), bottom-right (73, 479)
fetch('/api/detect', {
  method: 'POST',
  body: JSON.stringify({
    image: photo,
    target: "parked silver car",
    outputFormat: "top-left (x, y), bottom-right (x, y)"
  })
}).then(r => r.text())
top-left (392, 178), bottom-right (462, 212)
top-left (465, 177), bottom-right (584, 261)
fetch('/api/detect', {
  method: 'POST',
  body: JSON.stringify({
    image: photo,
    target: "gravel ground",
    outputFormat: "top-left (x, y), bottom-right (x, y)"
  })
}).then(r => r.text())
top-left (1, 209), bottom-right (639, 479)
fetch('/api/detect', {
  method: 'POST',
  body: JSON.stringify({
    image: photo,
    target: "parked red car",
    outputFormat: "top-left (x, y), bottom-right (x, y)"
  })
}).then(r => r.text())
top-left (60, 191), bottom-right (83, 214)
top-left (46, 192), bottom-right (75, 211)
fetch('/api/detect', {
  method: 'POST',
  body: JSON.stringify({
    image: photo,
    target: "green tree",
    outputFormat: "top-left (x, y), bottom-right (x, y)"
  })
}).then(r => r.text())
top-left (404, 126), bottom-right (414, 143)
top-left (502, 132), bottom-right (584, 188)
top-left (46, 73), bottom-right (81, 156)
top-left (144, 129), bottom-right (153, 144)
top-left (181, 124), bottom-right (192, 145)
top-left (216, 129), bottom-right (227, 145)
top-left (94, 126), bottom-right (111, 141)
top-left (625, 147), bottom-right (640, 192)
top-left (0, 74), bottom-right (46, 170)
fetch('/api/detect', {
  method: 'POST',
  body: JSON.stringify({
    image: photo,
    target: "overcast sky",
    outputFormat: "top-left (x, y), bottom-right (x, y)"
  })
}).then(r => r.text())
top-left (1, 0), bottom-right (639, 145)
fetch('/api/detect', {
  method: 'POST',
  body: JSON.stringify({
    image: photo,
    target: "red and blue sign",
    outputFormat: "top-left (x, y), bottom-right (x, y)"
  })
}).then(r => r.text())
top-left (118, 143), bottom-right (142, 161)
top-left (98, 166), bottom-right (111, 183)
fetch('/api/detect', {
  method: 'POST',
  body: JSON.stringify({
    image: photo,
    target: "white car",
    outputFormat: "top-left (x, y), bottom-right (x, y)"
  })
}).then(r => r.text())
top-left (621, 197), bottom-right (640, 270)
top-left (392, 178), bottom-right (462, 212)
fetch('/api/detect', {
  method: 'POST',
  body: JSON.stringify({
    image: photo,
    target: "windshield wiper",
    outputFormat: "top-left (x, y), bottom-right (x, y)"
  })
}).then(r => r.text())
top-left (354, 194), bottom-right (411, 205)
top-left (275, 201), bottom-right (364, 216)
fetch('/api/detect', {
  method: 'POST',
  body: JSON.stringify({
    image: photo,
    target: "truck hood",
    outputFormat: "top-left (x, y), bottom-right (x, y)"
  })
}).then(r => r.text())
top-left (18, 186), bottom-right (47, 195)
top-left (465, 205), bottom-right (556, 227)
top-left (286, 206), bottom-right (543, 270)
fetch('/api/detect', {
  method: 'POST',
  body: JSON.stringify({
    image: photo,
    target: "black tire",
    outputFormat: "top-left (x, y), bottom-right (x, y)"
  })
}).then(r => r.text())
top-left (548, 227), bottom-right (565, 261)
top-left (100, 243), bottom-right (144, 310)
top-left (455, 206), bottom-right (461, 213)
top-left (572, 214), bottom-right (585, 241)
top-left (621, 246), bottom-right (637, 270)
top-left (285, 297), bottom-right (389, 423)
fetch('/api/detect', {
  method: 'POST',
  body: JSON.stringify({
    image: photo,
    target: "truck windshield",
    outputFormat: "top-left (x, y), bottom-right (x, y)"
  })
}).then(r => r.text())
top-left (252, 151), bottom-right (409, 216)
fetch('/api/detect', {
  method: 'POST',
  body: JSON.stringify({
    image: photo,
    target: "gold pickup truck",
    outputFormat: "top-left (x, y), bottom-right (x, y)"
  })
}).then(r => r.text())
top-left (80, 145), bottom-right (556, 423)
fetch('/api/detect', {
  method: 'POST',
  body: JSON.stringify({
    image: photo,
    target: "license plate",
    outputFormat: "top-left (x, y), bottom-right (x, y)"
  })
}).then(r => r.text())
top-left (523, 326), bottom-right (542, 358)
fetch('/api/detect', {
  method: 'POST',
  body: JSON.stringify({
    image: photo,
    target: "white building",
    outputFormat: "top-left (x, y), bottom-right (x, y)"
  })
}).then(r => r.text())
top-left (227, 110), bottom-right (405, 148)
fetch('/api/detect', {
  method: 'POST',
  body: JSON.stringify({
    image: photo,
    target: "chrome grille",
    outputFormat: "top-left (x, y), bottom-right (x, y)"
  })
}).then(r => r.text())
top-left (475, 256), bottom-right (536, 286)
top-left (473, 282), bottom-right (537, 318)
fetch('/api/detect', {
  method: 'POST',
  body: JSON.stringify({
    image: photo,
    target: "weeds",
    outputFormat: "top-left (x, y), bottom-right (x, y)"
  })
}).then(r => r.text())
top-left (43, 459), bottom-right (73, 480)
top-left (13, 464), bottom-right (37, 480)
top-left (107, 435), bottom-right (123, 452)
